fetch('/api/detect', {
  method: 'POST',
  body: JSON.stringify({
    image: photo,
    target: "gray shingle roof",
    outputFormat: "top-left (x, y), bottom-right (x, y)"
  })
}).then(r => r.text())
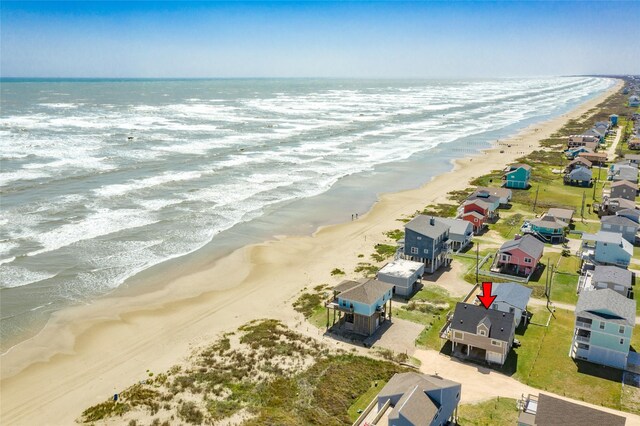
top-left (463, 198), bottom-right (493, 210)
top-left (492, 283), bottom-right (533, 311)
top-left (576, 288), bottom-right (636, 327)
top-left (611, 179), bottom-right (638, 190)
top-left (601, 214), bottom-right (638, 228)
top-left (608, 198), bottom-right (637, 209)
top-left (567, 157), bottom-right (592, 168)
top-left (335, 279), bottom-right (394, 305)
top-left (474, 186), bottom-right (512, 199)
top-left (436, 217), bottom-right (473, 238)
top-left (591, 265), bottom-right (633, 288)
top-left (547, 208), bottom-right (575, 221)
top-left (450, 302), bottom-right (515, 342)
top-left (534, 394), bottom-right (626, 426)
top-left (531, 214), bottom-right (568, 230)
top-left (617, 208), bottom-right (640, 222)
top-left (405, 214), bottom-right (450, 239)
top-left (467, 193), bottom-right (501, 205)
top-left (567, 167), bottom-right (592, 181)
top-left (499, 235), bottom-right (544, 259)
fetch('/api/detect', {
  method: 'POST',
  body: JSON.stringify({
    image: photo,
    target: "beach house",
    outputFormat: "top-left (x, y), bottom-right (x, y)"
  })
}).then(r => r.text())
top-left (517, 394), bottom-right (626, 426)
top-left (600, 215), bottom-right (638, 244)
top-left (580, 231), bottom-right (633, 268)
top-left (473, 186), bottom-right (512, 206)
top-left (609, 163), bottom-right (638, 183)
top-left (564, 157), bottom-right (592, 173)
top-left (630, 95), bottom-right (640, 107)
top-left (600, 197), bottom-right (637, 216)
top-left (625, 154), bottom-right (640, 165)
top-left (617, 208), bottom-right (640, 224)
top-left (403, 215), bottom-right (452, 274)
top-left (610, 180), bottom-right (638, 201)
top-left (356, 372), bottom-right (461, 426)
top-left (460, 198), bottom-right (496, 220)
top-left (570, 288), bottom-right (636, 370)
top-left (578, 265), bottom-right (633, 297)
top-left (610, 114), bottom-right (619, 126)
top-left (578, 151), bottom-right (608, 166)
top-left (546, 207), bottom-right (574, 225)
top-left (466, 191), bottom-right (501, 213)
top-left (492, 235), bottom-right (544, 277)
top-left (522, 214), bottom-right (567, 244)
top-left (377, 259), bottom-right (425, 298)
top-left (489, 282), bottom-right (532, 326)
top-left (446, 302), bottom-right (516, 366)
top-left (502, 163), bottom-right (531, 189)
top-left (567, 134), bottom-right (600, 149)
top-left (436, 217), bottom-right (473, 252)
top-left (583, 128), bottom-right (605, 143)
top-left (565, 146), bottom-right (593, 160)
top-left (325, 279), bottom-right (394, 337)
top-left (564, 166), bottom-right (592, 187)
top-left (460, 211), bottom-right (486, 234)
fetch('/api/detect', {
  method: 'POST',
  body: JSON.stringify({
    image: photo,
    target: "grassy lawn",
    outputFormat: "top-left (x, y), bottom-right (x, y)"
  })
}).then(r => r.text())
top-left (457, 397), bottom-right (519, 426)
top-left (550, 273), bottom-right (579, 305)
top-left (347, 380), bottom-right (386, 421)
top-left (507, 308), bottom-right (623, 410)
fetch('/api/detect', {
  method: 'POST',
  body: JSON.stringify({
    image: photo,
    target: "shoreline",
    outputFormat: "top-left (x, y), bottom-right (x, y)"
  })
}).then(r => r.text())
top-left (0, 80), bottom-right (623, 425)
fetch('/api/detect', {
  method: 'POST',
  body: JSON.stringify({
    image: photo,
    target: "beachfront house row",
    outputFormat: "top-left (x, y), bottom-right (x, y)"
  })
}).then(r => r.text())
top-left (460, 211), bottom-right (486, 234)
top-left (517, 393), bottom-right (627, 426)
top-left (579, 265), bottom-right (633, 297)
top-left (502, 163), bottom-right (531, 189)
top-left (473, 186), bottom-right (512, 206)
top-left (600, 215), bottom-right (639, 244)
top-left (617, 208), bottom-right (640, 224)
top-left (610, 180), bottom-right (638, 201)
top-left (580, 231), bottom-right (633, 268)
top-left (325, 279), bottom-right (394, 336)
top-left (522, 214), bottom-right (567, 244)
top-left (565, 157), bottom-right (592, 173)
top-left (358, 372), bottom-right (462, 426)
top-left (447, 302), bottom-right (516, 366)
top-left (570, 288), bottom-right (636, 370)
top-left (490, 282), bottom-right (533, 327)
top-left (564, 166), bottom-right (592, 187)
top-left (492, 235), bottom-right (545, 277)
top-left (376, 258), bottom-right (425, 298)
top-left (436, 217), bottom-right (473, 252)
top-left (403, 215), bottom-right (452, 274)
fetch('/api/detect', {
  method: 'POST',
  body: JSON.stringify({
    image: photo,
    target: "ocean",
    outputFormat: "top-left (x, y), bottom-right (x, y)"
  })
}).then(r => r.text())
top-left (0, 77), bottom-right (613, 351)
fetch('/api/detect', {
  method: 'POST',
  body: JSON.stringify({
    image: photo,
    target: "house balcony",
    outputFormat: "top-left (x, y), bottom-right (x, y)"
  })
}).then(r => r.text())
top-left (575, 320), bottom-right (592, 329)
top-left (574, 334), bottom-right (591, 344)
top-left (325, 299), bottom-right (354, 314)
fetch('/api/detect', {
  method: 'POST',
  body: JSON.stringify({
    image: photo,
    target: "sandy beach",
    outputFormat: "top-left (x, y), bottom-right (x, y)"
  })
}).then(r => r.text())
top-left (0, 80), bottom-right (626, 425)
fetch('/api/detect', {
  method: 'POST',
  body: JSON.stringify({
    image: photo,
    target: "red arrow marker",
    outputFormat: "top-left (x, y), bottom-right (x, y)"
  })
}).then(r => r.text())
top-left (477, 282), bottom-right (496, 309)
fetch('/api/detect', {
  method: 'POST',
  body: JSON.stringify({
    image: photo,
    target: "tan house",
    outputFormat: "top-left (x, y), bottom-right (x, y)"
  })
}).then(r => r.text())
top-left (445, 302), bottom-right (516, 366)
top-left (578, 151), bottom-right (608, 165)
top-left (567, 134), bottom-right (600, 149)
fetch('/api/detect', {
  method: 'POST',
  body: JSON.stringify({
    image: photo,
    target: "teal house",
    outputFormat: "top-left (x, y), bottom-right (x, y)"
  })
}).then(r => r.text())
top-left (524, 214), bottom-right (568, 244)
top-left (326, 279), bottom-right (394, 336)
top-left (502, 163), bottom-right (531, 189)
top-left (570, 288), bottom-right (636, 370)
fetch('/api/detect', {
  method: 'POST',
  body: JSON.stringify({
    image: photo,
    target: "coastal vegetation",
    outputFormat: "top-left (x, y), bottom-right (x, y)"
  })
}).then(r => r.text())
top-left (457, 397), bottom-right (519, 426)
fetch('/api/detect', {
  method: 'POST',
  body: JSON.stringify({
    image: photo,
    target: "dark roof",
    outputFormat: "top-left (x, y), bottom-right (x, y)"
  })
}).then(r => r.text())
top-left (450, 302), bottom-right (515, 342)
top-left (405, 215), bottom-right (450, 239)
top-left (335, 279), bottom-right (394, 305)
top-left (499, 235), bottom-right (544, 259)
top-left (533, 394), bottom-right (626, 426)
top-left (576, 288), bottom-right (636, 327)
top-left (567, 157), bottom-right (592, 168)
top-left (611, 179), bottom-right (638, 190)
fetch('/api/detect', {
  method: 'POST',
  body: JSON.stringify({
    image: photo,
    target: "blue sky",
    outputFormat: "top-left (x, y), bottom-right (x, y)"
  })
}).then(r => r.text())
top-left (1, 1), bottom-right (639, 78)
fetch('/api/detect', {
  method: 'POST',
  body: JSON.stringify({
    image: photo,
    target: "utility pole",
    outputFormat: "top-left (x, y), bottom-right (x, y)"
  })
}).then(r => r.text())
top-left (592, 174), bottom-right (598, 200)
top-left (533, 185), bottom-right (540, 213)
top-left (545, 258), bottom-right (550, 299)
top-left (581, 191), bottom-right (586, 221)
top-left (475, 242), bottom-right (479, 285)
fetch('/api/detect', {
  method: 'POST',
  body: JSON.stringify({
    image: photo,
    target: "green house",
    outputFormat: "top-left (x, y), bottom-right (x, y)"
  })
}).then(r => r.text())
top-left (502, 163), bottom-right (531, 189)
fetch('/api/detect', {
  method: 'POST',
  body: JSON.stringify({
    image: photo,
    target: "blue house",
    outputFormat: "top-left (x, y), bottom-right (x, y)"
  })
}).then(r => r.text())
top-left (580, 231), bottom-right (633, 268)
top-left (502, 163), bottom-right (531, 189)
top-left (570, 288), bottom-right (636, 370)
top-left (523, 214), bottom-right (568, 244)
top-left (610, 114), bottom-right (619, 126)
top-left (326, 279), bottom-right (394, 336)
top-left (403, 215), bottom-right (452, 273)
top-left (565, 146), bottom-right (593, 160)
top-left (564, 166), bottom-right (592, 187)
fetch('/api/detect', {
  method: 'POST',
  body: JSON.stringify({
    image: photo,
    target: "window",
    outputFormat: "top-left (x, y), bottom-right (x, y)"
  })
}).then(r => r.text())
top-left (417, 236), bottom-right (422, 240)
top-left (424, 249), bottom-right (429, 254)
top-left (620, 338), bottom-right (624, 345)
top-left (453, 331), bottom-right (463, 339)
top-left (491, 340), bottom-right (501, 347)
top-left (619, 326), bottom-right (625, 334)
top-left (411, 247), bottom-right (418, 254)
top-left (599, 322), bottom-right (605, 330)
top-left (577, 343), bottom-right (589, 350)
top-left (479, 330), bottom-right (486, 336)
top-left (524, 257), bottom-right (532, 264)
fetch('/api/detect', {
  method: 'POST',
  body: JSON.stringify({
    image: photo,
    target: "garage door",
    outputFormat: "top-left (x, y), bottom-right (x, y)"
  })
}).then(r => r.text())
top-left (487, 351), bottom-right (503, 364)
